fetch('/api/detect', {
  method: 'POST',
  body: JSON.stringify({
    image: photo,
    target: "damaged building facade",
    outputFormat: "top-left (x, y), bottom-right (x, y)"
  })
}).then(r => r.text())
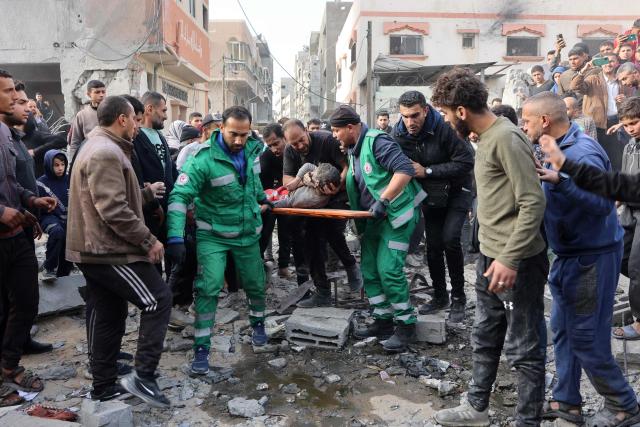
top-left (0, 0), bottom-right (211, 123)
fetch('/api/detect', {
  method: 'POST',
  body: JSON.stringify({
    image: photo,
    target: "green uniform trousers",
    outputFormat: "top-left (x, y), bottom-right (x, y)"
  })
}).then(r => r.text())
top-left (360, 213), bottom-right (418, 325)
top-left (193, 231), bottom-right (265, 349)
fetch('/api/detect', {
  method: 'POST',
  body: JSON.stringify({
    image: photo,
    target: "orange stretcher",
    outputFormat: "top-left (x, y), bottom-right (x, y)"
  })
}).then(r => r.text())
top-left (272, 207), bottom-right (373, 219)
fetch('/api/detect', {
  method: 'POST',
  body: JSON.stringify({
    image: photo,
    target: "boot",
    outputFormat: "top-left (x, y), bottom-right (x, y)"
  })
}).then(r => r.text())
top-left (418, 297), bottom-right (450, 315)
top-left (345, 263), bottom-right (363, 292)
top-left (383, 323), bottom-right (416, 353)
top-left (297, 290), bottom-right (331, 308)
top-left (353, 318), bottom-right (394, 340)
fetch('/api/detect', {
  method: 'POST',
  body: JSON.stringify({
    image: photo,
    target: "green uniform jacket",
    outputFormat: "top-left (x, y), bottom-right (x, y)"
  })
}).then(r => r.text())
top-left (167, 129), bottom-right (265, 246)
top-left (346, 128), bottom-right (426, 233)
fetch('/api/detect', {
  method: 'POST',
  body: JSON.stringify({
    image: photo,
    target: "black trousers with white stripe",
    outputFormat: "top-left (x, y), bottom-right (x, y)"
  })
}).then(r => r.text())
top-left (78, 262), bottom-right (171, 392)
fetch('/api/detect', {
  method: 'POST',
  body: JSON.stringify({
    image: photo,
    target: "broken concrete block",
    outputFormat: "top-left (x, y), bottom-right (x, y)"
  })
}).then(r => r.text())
top-left (39, 362), bottom-right (77, 380)
top-left (416, 314), bottom-right (446, 344)
top-left (267, 357), bottom-right (287, 369)
top-left (325, 374), bottom-right (341, 384)
top-left (38, 274), bottom-right (86, 317)
top-left (285, 307), bottom-right (355, 349)
top-left (215, 308), bottom-right (240, 325)
top-left (227, 397), bottom-right (265, 418)
top-left (80, 399), bottom-right (133, 427)
top-left (612, 300), bottom-right (633, 327)
top-left (211, 335), bottom-right (232, 353)
top-left (612, 337), bottom-right (640, 365)
top-left (0, 411), bottom-right (80, 426)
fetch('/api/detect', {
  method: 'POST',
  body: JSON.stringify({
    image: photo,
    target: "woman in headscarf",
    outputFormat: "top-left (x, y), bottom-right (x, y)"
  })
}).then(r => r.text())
top-left (551, 66), bottom-right (567, 94)
top-left (165, 119), bottom-right (186, 152)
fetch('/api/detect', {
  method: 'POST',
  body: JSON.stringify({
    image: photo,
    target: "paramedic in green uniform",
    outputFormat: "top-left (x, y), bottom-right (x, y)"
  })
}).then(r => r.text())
top-left (166, 106), bottom-right (271, 374)
top-left (330, 105), bottom-right (426, 352)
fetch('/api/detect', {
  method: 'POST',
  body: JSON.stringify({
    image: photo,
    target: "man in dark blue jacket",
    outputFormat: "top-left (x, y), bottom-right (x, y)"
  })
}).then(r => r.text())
top-left (133, 92), bottom-right (178, 277)
top-left (523, 92), bottom-right (640, 427)
top-left (392, 91), bottom-right (475, 323)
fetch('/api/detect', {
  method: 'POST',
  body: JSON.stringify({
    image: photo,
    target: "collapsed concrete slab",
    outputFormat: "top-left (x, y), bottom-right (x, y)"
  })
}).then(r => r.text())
top-left (38, 274), bottom-right (86, 317)
top-left (612, 337), bottom-right (640, 366)
top-left (415, 314), bottom-right (446, 344)
top-left (285, 307), bottom-right (355, 349)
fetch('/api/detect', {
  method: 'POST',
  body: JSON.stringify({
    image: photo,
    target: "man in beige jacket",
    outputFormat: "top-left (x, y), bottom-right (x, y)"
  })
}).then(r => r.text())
top-left (67, 95), bottom-right (171, 407)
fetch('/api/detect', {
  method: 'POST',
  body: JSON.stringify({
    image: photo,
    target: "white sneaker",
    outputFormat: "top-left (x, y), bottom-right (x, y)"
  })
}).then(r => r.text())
top-left (434, 400), bottom-right (490, 427)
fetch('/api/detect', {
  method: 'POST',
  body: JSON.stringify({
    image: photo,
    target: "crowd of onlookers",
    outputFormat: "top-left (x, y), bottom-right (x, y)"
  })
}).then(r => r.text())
top-left (0, 17), bottom-right (640, 423)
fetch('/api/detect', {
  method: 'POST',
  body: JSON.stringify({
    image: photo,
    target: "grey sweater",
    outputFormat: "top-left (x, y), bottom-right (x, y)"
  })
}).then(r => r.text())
top-left (68, 104), bottom-right (99, 161)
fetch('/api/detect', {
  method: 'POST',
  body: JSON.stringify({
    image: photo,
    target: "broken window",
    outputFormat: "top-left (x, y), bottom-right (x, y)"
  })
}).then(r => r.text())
top-left (390, 35), bottom-right (424, 55)
top-left (462, 34), bottom-right (475, 49)
top-left (506, 37), bottom-right (539, 56)
top-left (350, 41), bottom-right (357, 64)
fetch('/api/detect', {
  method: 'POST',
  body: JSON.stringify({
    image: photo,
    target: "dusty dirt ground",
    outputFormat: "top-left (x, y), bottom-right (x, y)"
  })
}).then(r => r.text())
top-left (7, 239), bottom-right (640, 426)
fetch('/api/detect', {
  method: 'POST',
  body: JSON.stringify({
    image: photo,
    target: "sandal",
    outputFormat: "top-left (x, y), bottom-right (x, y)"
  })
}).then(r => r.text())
top-left (0, 384), bottom-right (23, 407)
top-left (542, 400), bottom-right (584, 424)
top-left (586, 406), bottom-right (640, 427)
top-left (3, 366), bottom-right (44, 392)
top-left (612, 324), bottom-right (640, 340)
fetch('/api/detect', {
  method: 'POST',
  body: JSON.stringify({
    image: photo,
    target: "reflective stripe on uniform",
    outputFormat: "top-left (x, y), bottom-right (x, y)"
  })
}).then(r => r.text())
top-left (388, 240), bottom-right (409, 251)
top-left (256, 225), bottom-right (263, 235)
top-left (414, 189), bottom-right (427, 206)
top-left (210, 174), bottom-right (235, 187)
top-left (253, 163), bottom-right (261, 174)
top-left (197, 312), bottom-right (215, 322)
top-left (373, 307), bottom-right (393, 315)
top-left (194, 327), bottom-right (211, 337)
top-left (391, 301), bottom-right (411, 310)
top-left (368, 295), bottom-right (387, 305)
top-left (249, 310), bottom-right (264, 317)
top-left (391, 207), bottom-right (414, 228)
top-left (216, 231), bottom-right (240, 238)
top-left (395, 313), bottom-right (414, 321)
top-left (168, 202), bottom-right (187, 214)
top-left (196, 220), bottom-right (212, 230)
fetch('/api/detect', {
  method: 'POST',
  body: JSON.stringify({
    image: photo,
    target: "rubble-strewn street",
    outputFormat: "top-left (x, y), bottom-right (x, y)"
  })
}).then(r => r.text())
top-left (3, 239), bottom-right (638, 427)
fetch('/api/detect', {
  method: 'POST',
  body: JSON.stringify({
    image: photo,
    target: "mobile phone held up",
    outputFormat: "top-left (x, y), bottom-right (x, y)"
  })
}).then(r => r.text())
top-left (627, 34), bottom-right (638, 41)
top-left (593, 57), bottom-right (610, 66)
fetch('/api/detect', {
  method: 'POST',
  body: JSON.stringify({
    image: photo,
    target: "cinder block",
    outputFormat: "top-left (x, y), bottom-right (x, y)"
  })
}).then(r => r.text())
top-left (285, 307), bottom-right (354, 349)
top-left (80, 399), bottom-right (133, 427)
top-left (416, 314), bottom-right (446, 344)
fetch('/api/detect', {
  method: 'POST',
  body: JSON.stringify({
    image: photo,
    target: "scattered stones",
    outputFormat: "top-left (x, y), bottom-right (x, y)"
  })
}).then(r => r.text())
top-left (282, 383), bottom-right (300, 394)
top-left (227, 397), bottom-right (265, 418)
top-left (157, 377), bottom-right (181, 391)
top-left (419, 377), bottom-right (457, 397)
top-left (179, 385), bottom-right (195, 401)
top-left (256, 383), bottom-right (269, 391)
top-left (80, 399), bottom-right (133, 427)
top-left (216, 308), bottom-right (240, 325)
top-left (325, 374), bottom-right (341, 384)
top-left (169, 339), bottom-right (193, 352)
top-left (268, 357), bottom-right (288, 369)
top-left (39, 362), bottom-right (77, 380)
top-left (211, 335), bottom-right (232, 353)
top-left (291, 345), bottom-right (306, 353)
top-left (200, 367), bottom-right (234, 384)
top-left (353, 336), bottom-right (377, 348)
top-left (258, 396), bottom-right (269, 406)
top-left (181, 326), bottom-right (194, 338)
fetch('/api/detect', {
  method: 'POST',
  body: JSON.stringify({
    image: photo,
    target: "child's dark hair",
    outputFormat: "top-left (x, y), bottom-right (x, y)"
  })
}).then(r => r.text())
top-left (619, 97), bottom-right (640, 121)
top-left (53, 153), bottom-right (67, 165)
top-left (314, 163), bottom-right (341, 187)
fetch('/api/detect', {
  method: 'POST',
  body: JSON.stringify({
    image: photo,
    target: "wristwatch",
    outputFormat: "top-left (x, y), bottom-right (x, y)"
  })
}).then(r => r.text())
top-left (558, 172), bottom-right (570, 183)
top-left (380, 197), bottom-right (390, 206)
top-left (425, 167), bottom-right (433, 176)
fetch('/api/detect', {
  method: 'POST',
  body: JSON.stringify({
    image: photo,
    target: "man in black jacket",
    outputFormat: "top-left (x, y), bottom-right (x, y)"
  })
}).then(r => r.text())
top-left (392, 90), bottom-right (475, 323)
top-left (133, 92), bottom-right (178, 278)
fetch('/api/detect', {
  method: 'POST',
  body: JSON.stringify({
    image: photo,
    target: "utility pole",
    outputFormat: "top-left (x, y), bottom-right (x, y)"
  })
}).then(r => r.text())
top-left (365, 21), bottom-right (373, 126)
top-left (222, 56), bottom-right (226, 110)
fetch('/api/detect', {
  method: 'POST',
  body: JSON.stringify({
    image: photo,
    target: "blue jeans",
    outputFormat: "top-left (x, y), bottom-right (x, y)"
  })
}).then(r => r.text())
top-left (549, 245), bottom-right (637, 413)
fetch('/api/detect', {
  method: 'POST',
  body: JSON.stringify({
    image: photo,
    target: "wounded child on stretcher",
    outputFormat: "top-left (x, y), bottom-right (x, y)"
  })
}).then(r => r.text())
top-left (275, 162), bottom-right (341, 208)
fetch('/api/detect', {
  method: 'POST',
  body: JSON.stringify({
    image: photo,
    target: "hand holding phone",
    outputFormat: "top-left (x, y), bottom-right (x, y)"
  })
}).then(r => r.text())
top-left (592, 57), bottom-right (610, 67)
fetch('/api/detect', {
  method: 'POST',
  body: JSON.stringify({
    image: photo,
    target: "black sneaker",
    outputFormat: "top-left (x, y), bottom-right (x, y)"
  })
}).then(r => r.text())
top-left (117, 351), bottom-right (134, 361)
top-left (90, 384), bottom-right (130, 401)
top-left (353, 318), bottom-right (394, 340)
top-left (297, 292), bottom-right (332, 308)
top-left (119, 372), bottom-right (170, 408)
top-left (23, 338), bottom-right (53, 355)
top-left (418, 298), bottom-right (450, 315)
